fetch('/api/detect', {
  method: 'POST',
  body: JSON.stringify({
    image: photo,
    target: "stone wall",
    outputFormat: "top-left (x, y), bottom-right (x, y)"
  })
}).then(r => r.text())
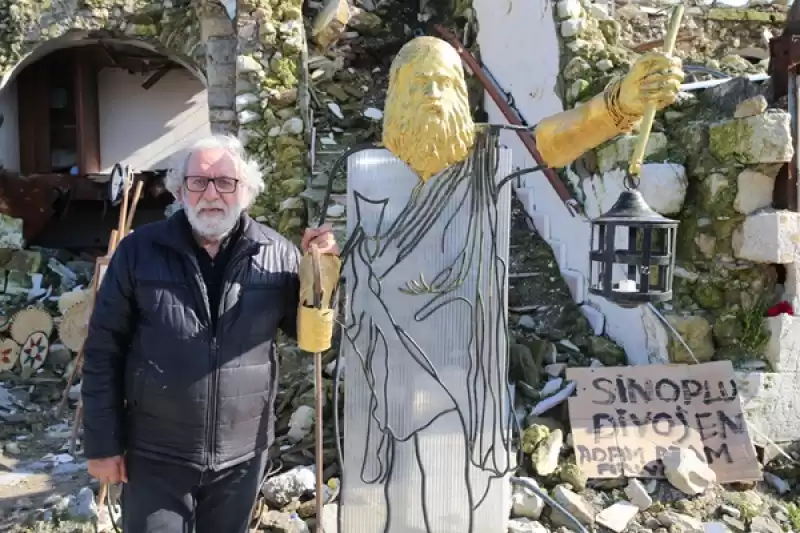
top-left (302, 0), bottom-right (476, 242)
top-left (235, 0), bottom-right (308, 241)
top-left (554, 0), bottom-right (794, 366)
top-left (0, 0), bottom-right (308, 242)
top-left (549, 0), bottom-right (800, 442)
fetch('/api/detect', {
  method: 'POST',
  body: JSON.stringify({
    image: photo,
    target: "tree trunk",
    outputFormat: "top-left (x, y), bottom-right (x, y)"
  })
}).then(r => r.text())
top-left (200, 0), bottom-right (238, 135)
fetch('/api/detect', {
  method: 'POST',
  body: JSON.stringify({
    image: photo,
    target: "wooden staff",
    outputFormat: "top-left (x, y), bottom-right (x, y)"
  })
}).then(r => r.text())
top-left (309, 244), bottom-right (328, 531)
top-left (124, 180), bottom-right (145, 235)
top-left (114, 169), bottom-right (131, 248)
top-left (60, 168), bottom-right (140, 502)
top-left (628, 4), bottom-right (684, 177)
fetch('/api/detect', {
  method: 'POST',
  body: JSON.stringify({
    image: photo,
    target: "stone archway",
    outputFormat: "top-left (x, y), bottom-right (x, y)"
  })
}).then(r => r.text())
top-left (0, 3), bottom-right (204, 80)
top-left (0, 31), bottom-right (206, 94)
top-left (0, 30), bottom-right (209, 176)
top-left (0, 1), bottom-right (310, 240)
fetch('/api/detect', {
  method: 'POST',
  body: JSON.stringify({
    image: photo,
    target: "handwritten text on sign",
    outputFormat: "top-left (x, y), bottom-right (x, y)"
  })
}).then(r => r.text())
top-left (566, 361), bottom-right (761, 483)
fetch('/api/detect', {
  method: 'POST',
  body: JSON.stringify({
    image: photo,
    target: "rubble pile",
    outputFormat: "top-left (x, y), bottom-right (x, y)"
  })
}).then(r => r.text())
top-left (301, 0), bottom-right (418, 244)
top-left (4, 1), bottom-right (800, 533)
top-left (613, 0), bottom-right (783, 74)
top-left (0, 219), bottom-right (96, 381)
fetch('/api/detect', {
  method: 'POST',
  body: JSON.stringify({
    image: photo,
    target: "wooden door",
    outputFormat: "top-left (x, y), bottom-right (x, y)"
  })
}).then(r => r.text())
top-left (74, 48), bottom-right (101, 175)
top-left (17, 59), bottom-right (51, 175)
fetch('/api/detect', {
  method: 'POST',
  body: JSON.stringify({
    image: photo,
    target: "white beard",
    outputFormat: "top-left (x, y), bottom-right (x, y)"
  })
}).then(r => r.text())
top-left (184, 199), bottom-right (241, 240)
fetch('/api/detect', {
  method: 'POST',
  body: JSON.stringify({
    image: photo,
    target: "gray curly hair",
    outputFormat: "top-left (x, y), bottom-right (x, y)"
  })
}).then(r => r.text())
top-left (165, 134), bottom-right (266, 208)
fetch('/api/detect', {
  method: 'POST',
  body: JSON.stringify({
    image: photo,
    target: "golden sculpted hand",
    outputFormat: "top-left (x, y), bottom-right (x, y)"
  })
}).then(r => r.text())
top-left (617, 52), bottom-right (684, 116)
top-left (534, 52), bottom-right (685, 169)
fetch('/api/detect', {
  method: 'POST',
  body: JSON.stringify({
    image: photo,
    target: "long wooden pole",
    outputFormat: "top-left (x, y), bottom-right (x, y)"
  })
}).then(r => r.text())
top-left (124, 180), bottom-right (145, 235)
top-left (61, 167), bottom-right (141, 508)
top-left (311, 244), bottom-right (325, 531)
top-left (628, 5), bottom-right (685, 177)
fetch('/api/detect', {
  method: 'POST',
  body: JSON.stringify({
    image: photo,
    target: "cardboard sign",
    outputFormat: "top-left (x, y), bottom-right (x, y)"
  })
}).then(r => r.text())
top-left (566, 361), bottom-right (761, 483)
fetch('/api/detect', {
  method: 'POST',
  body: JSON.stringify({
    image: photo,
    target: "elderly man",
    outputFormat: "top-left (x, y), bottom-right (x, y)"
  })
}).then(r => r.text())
top-left (81, 134), bottom-right (337, 533)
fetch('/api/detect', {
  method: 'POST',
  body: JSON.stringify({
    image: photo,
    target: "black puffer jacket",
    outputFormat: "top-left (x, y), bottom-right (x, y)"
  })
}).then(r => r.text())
top-left (81, 212), bottom-right (300, 470)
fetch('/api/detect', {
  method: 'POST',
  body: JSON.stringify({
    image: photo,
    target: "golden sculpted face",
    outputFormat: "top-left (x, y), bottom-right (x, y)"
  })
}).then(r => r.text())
top-left (382, 37), bottom-right (476, 181)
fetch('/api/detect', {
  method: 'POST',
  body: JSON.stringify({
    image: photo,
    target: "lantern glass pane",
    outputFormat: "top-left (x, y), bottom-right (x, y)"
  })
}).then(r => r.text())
top-left (589, 221), bottom-right (677, 303)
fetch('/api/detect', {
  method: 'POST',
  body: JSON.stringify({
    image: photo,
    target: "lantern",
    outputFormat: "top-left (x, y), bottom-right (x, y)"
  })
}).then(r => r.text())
top-left (588, 187), bottom-right (678, 307)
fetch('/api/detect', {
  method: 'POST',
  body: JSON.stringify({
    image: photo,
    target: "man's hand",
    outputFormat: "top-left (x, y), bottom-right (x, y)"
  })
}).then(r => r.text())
top-left (302, 224), bottom-right (339, 255)
top-left (88, 456), bottom-right (128, 484)
top-left (618, 52), bottom-right (684, 116)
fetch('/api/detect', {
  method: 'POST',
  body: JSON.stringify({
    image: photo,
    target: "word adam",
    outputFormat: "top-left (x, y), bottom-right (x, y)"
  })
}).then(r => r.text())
top-left (575, 443), bottom-right (731, 477)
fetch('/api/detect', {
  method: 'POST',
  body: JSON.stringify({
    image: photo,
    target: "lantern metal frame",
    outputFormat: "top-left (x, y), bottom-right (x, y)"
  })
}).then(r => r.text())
top-left (588, 185), bottom-right (679, 307)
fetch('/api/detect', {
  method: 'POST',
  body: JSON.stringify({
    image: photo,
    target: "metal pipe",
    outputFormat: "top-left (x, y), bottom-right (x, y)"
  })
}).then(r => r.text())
top-left (683, 65), bottom-right (729, 79)
top-left (679, 73), bottom-right (769, 92)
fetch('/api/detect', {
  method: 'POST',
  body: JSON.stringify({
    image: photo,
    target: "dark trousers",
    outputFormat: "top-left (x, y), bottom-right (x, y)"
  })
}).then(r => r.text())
top-left (122, 451), bottom-right (267, 533)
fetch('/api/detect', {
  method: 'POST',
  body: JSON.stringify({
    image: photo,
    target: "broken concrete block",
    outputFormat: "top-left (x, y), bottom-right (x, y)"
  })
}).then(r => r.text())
top-left (624, 478), bottom-right (653, 510)
top-left (531, 428), bottom-right (563, 476)
top-left (510, 477), bottom-right (544, 519)
top-left (765, 314), bottom-right (800, 372)
top-left (551, 485), bottom-right (597, 527)
top-left (657, 511), bottom-right (704, 532)
top-left (783, 262), bottom-right (800, 303)
top-left (734, 169), bottom-right (775, 215)
top-left (733, 95), bottom-right (768, 118)
top-left (733, 209), bottom-right (800, 263)
top-left (709, 111), bottom-right (793, 165)
top-left (736, 371), bottom-right (800, 445)
top-left (704, 521), bottom-right (734, 533)
top-left (311, 0), bottom-right (352, 49)
top-left (582, 164), bottom-right (687, 218)
top-left (507, 519), bottom-right (549, 533)
top-left (662, 448), bottom-right (716, 495)
top-left (595, 133), bottom-right (668, 173)
top-left (4, 270), bottom-right (31, 295)
top-left (6, 250), bottom-right (42, 273)
top-left (665, 314), bottom-right (715, 363)
top-left (0, 214), bottom-right (24, 250)
top-left (596, 501), bottom-right (639, 533)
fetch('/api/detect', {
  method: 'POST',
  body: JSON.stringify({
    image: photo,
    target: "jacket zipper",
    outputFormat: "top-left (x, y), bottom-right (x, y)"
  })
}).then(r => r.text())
top-left (205, 244), bottom-right (256, 470)
top-left (186, 257), bottom-right (214, 468)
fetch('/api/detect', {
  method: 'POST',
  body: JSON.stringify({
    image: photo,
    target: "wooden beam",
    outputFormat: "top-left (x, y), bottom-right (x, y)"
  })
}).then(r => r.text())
top-left (141, 64), bottom-right (173, 89)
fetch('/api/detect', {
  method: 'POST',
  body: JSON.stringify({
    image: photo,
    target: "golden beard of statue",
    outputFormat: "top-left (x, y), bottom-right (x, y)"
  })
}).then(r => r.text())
top-left (382, 36), bottom-right (685, 179)
top-left (382, 36), bottom-right (476, 182)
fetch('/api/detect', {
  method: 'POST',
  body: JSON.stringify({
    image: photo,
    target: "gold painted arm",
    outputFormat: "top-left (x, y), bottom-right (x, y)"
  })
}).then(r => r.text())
top-left (533, 77), bottom-right (640, 169)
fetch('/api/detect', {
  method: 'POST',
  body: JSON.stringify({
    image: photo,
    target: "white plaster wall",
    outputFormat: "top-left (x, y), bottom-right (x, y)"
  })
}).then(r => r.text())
top-left (0, 80), bottom-right (19, 172)
top-left (98, 68), bottom-right (210, 173)
top-left (474, 0), bottom-right (662, 365)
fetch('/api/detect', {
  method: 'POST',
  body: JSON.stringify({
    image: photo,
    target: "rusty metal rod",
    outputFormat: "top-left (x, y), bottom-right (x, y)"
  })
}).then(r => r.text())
top-left (433, 24), bottom-right (581, 216)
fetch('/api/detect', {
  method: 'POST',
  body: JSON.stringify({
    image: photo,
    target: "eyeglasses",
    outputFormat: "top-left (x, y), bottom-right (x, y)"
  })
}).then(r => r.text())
top-left (184, 176), bottom-right (239, 194)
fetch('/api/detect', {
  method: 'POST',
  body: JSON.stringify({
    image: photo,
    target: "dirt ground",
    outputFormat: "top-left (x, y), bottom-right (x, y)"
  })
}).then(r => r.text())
top-left (0, 381), bottom-right (93, 530)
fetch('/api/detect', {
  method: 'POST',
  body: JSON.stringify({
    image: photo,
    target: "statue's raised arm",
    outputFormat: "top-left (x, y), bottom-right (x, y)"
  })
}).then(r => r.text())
top-left (534, 52), bottom-right (684, 168)
top-left (381, 36), bottom-right (685, 180)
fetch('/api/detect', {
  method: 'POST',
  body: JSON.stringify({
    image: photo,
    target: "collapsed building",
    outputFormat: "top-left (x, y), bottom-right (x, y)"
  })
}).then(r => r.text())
top-left (2, 0), bottom-right (800, 531)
